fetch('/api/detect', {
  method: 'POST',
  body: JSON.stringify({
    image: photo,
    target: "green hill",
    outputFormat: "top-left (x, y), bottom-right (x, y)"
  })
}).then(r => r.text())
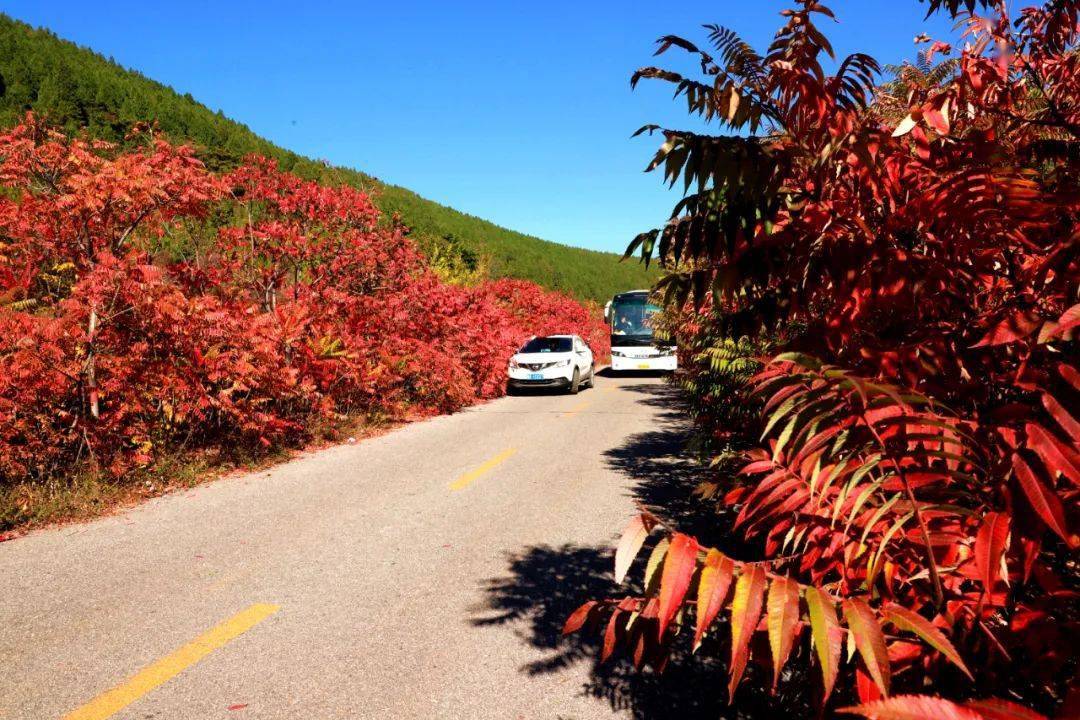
top-left (0, 14), bottom-right (656, 302)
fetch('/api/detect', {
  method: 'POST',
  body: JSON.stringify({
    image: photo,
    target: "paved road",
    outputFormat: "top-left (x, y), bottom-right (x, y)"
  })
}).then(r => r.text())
top-left (0, 372), bottom-right (691, 720)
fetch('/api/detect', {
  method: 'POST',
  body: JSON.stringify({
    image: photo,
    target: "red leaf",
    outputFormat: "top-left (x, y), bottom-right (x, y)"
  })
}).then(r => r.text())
top-left (1012, 453), bottom-right (1071, 544)
top-left (856, 667), bottom-right (884, 704)
top-left (657, 532), bottom-right (698, 638)
top-left (883, 604), bottom-right (972, 679)
top-left (972, 311), bottom-right (1040, 347)
top-left (839, 695), bottom-right (983, 719)
top-left (562, 601), bottom-right (597, 635)
top-left (694, 548), bottom-right (734, 650)
top-left (975, 512), bottom-right (1010, 593)
top-left (843, 598), bottom-right (891, 696)
top-left (1042, 394), bottom-right (1080, 442)
top-left (1026, 422), bottom-right (1080, 486)
top-left (602, 609), bottom-right (621, 662)
top-left (964, 697), bottom-right (1048, 720)
top-left (1058, 363), bottom-right (1080, 392)
top-left (923, 100), bottom-right (950, 135)
top-left (1039, 303), bottom-right (1080, 341)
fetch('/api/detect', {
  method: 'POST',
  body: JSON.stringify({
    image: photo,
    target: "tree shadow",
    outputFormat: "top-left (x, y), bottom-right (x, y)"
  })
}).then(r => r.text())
top-left (603, 382), bottom-right (749, 553)
top-left (472, 542), bottom-right (813, 719)
top-left (472, 378), bottom-right (812, 718)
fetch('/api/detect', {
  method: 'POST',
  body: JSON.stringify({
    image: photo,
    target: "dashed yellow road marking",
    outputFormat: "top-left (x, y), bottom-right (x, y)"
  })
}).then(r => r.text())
top-left (449, 448), bottom-right (518, 491)
top-left (63, 603), bottom-right (280, 720)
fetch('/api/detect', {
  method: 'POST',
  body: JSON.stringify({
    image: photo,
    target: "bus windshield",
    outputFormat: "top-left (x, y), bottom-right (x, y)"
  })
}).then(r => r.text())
top-left (610, 297), bottom-right (661, 341)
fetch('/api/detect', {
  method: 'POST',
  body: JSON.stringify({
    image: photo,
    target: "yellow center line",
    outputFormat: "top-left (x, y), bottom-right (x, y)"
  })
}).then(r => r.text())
top-left (63, 603), bottom-right (280, 720)
top-left (449, 447), bottom-right (517, 491)
top-left (562, 399), bottom-right (592, 418)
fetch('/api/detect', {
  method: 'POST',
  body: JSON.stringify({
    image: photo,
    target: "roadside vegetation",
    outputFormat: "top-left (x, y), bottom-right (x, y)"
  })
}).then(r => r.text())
top-left (0, 14), bottom-right (657, 303)
top-left (569, 1), bottom-right (1079, 717)
top-left (0, 116), bottom-right (610, 531)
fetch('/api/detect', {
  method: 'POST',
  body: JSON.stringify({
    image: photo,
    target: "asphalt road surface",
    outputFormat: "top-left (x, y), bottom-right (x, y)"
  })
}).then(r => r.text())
top-left (1, 371), bottom-right (696, 720)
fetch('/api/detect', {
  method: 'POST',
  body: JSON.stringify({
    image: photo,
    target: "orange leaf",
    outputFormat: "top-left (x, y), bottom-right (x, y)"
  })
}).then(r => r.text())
top-left (805, 585), bottom-right (843, 701)
top-left (657, 532), bottom-right (698, 638)
top-left (883, 604), bottom-right (972, 679)
top-left (614, 512), bottom-right (657, 584)
top-left (694, 548), bottom-right (734, 651)
top-left (766, 576), bottom-right (801, 692)
top-left (843, 598), bottom-right (891, 696)
top-left (839, 694), bottom-right (983, 719)
top-left (728, 565), bottom-right (766, 701)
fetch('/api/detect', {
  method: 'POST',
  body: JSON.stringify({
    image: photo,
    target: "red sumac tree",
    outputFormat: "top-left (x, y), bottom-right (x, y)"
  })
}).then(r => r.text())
top-left (571, 1), bottom-right (1079, 716)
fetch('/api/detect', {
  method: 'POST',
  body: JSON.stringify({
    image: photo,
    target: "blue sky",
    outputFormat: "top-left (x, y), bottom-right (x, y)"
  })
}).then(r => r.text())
top-left (3, 1), bottom-right (954, 253)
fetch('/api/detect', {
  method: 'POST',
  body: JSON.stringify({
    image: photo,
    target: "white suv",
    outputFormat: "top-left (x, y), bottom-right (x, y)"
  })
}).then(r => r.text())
top-left (507, 335), bottom-right (595, 394)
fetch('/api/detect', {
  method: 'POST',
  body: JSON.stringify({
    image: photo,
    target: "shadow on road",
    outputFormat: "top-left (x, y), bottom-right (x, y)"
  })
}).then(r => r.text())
top-left (472, 540), bottom-right (811, 719)
top-left (473, 378), bottom-right (812, 719)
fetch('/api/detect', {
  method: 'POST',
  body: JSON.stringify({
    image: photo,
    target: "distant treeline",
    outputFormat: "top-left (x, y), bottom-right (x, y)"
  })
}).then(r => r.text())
top-left (0, 14), bottom-right (656, 302)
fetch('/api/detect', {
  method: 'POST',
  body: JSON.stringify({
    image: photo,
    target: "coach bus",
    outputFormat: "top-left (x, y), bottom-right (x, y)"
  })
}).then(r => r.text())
top-left (603, 290), bottom-right (676, 372)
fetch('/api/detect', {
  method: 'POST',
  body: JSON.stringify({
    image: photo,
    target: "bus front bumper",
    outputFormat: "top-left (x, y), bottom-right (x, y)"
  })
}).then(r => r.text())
top-left (610, 353), bottom-right (677, 372)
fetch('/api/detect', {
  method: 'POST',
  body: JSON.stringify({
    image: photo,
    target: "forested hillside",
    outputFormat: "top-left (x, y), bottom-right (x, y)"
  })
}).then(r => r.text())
top-left (0, 14), bottom-right (655, 301)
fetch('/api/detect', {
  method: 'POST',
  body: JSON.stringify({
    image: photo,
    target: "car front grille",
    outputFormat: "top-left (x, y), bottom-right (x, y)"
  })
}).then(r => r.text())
top-left (519, 362), bottom-right (554, 371)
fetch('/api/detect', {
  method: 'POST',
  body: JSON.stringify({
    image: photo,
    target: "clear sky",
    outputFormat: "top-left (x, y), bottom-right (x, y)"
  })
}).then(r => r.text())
top-left (3, 1), bottom-right (954, 253)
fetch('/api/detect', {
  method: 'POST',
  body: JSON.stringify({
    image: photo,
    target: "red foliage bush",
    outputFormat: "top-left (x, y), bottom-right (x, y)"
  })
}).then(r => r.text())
top-left (0, 115), bottom-right (608, 485)
top-left (571, 1), bottom-right (1079, 716)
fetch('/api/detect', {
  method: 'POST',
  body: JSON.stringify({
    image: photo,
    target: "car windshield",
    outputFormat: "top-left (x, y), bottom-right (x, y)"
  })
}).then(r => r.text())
top-left (519, 337), bottom-right (572, 353)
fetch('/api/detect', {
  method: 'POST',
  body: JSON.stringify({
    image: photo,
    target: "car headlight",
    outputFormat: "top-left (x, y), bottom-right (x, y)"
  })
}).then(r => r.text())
top-left (509, 358), bottom-right (521, 369)
top-left (554, 358), bottom-right (571, 367)
top-left (611, 350), bottom-right (625, 358)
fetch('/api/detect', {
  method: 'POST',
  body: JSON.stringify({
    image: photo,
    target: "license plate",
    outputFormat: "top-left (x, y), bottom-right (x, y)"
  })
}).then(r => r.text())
top-left (636, 363), bottom-right (651, 369)
top-left (529, 373), bottom-right (544, 380)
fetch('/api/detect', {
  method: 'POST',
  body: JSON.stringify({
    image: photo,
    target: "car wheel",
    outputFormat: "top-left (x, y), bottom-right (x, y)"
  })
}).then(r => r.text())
top-left (569, 367), bottom-right (580, 394)
top-left (586, 364), bottom-right (595, 388)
